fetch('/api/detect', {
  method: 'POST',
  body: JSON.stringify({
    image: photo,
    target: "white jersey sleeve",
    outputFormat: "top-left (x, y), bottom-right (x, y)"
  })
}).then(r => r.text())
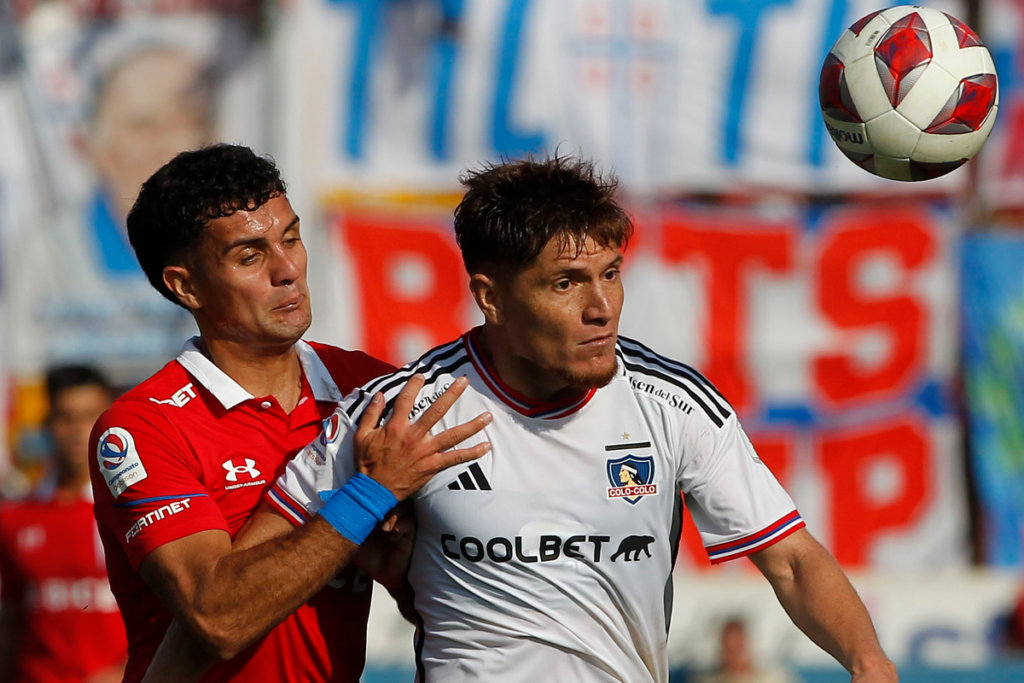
top-left (618, 336), bottom-right (804, 565)
top-left (678, 410), bottom-right (804, 563)
top-left (266, 405), bottom-right (358, 525)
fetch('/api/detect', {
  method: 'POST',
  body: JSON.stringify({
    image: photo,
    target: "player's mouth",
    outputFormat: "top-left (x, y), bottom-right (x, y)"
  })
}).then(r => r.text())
top-left (274, 293), bottom-right (305, 312)
top-left (580, 333), bottom-right (615, 348)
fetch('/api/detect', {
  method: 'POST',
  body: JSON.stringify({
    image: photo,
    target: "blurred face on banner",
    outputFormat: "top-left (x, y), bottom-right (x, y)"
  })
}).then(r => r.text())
top-left (86, 47), bottom-right (214, 219)
top-left (49, 384), bottom-right (113, 474)
top-left (169, 195), bottom-right (312, 351)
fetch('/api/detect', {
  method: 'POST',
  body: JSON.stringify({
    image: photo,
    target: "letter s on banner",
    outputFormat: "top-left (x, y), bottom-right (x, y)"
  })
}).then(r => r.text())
top-left (814, 208), bottom-right (935, 405)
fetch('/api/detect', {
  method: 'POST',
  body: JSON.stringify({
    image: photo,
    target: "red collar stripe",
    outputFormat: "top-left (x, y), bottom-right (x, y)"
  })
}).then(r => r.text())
top-left (463, 330), bottom-right (596, 420)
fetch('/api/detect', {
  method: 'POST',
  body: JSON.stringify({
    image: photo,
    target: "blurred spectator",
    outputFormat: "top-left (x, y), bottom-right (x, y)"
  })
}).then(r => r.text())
top-left (0, 365), bottom-right (126, 683)
top-left (693, 618), bottom-right (801, 683)
top-left (1004, 589), bottom-right (1024, 653)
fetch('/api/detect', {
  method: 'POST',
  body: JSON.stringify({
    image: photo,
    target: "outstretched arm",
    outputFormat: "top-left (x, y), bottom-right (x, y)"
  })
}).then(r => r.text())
top-left (140, 375), bottom-right (490, 675)
top-left (749, 529), bottom-right (897, 683)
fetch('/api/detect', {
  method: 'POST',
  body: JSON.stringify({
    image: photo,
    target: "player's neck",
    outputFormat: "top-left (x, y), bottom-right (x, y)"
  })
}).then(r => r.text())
top-left (477, 327), bottom-right (578, 404)
top-left (198, 336), bottom-right (304, 412)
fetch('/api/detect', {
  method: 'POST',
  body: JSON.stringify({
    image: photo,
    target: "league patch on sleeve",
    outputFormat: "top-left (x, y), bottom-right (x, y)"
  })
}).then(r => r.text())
top-left (97, 427), bottom-right (149, 498)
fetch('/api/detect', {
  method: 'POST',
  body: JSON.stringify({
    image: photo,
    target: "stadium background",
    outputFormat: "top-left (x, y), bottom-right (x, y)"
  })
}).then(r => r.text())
top-left (0, 0), bottom-right (1023, 680)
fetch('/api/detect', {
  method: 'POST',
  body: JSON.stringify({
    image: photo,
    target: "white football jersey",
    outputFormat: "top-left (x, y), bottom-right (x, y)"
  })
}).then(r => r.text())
top-left (270, 330), bottom-right (803, 683)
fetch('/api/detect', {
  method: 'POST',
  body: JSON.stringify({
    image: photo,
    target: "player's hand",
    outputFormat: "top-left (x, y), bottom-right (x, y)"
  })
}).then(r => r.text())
top-left (357, 502), bottom-right (416, 590)
top-left (354, 374), bottom-right (491, 501)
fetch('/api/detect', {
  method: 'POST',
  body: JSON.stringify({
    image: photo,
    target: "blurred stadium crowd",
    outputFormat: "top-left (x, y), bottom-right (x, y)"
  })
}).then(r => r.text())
top-left (1, 0), bottom-right (1024, 681)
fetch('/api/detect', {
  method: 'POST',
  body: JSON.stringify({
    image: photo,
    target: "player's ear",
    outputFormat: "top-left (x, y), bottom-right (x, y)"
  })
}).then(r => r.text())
top-left (470, 272), bottom-right (504, 326)
top-left (163, 264), bottom-right (201, 311)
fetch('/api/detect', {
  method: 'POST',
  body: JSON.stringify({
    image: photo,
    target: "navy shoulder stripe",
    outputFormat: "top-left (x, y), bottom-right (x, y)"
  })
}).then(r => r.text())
top-left (345, 340), bottom-right (464, 418)
top-left (380, 355), bottom-right (472, 422)
top-left (618, 337), bottom-right (731, 419)
top-left (346, 345), bottom-right (470, 424)
top-left (618, 350), bottom-right (727, 428)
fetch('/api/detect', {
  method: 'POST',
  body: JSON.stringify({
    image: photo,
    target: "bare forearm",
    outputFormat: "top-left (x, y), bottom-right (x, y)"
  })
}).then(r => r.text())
top-left (752, 533), bottom-right (896, 680)
top-left (149, 518), bottom-right (356, 658)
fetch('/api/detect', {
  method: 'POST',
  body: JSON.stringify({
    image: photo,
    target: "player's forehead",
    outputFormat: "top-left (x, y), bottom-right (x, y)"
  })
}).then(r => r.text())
top-left (202, 195), bottom-right (298, 250)
top-left (528, 234), bottom-right (623, 274)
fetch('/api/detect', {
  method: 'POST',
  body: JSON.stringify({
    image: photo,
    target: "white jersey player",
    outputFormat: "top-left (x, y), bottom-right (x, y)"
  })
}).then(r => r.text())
top-left (269, 330), bottom-right (804, 682)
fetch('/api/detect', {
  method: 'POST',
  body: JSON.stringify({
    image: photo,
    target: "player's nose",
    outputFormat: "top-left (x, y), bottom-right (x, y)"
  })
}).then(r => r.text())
top-left (270, 243), bottom-right (303, 286)
top-left (583, 283), bottom-right (614, 324)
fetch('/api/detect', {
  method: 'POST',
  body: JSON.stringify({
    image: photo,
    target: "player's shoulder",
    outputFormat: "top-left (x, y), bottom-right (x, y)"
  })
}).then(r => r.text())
top-left (616, 336), bottom-right (734, 428)
top-left (303, 341), bottom-right (396, 394)
top-left (337, 336), bottom-right (470, 421)
top-left (94, 360), bottom-right (192, 436)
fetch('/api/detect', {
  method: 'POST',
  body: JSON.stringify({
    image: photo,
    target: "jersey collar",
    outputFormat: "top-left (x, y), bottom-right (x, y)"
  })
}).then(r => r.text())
top-left (176, 337), bottom-right (343, 410)
top-left (463, 328), bottom-right (596, 420)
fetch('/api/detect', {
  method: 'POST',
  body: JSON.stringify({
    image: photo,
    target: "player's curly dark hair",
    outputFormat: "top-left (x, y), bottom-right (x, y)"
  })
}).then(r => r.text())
top-left (127, 143), bottom-right (287, 307)
top-left (453, 154), bottom-right (633, 276)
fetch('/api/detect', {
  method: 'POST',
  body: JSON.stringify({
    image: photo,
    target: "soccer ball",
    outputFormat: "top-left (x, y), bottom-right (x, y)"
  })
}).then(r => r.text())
top-left (819, 5), bottom-right (998, 182)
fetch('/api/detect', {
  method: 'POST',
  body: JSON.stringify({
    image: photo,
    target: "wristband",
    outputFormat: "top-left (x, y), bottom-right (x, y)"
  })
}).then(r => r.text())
top-left (316, 473), bottom-right (398, 545)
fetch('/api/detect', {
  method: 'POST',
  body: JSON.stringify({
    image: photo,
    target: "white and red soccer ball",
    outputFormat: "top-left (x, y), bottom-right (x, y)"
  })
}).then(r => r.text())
top-left (819, 5), bottom-right (998, 181)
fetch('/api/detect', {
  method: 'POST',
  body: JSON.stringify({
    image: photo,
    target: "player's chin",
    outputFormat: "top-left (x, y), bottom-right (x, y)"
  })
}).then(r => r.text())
top-left (560, 354), bottom-right (618, 391)
top-left (265, 309), bottom-right (312, 343)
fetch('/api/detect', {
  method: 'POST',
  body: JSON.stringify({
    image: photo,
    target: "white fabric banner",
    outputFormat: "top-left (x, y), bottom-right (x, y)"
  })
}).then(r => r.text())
top-left (275, 0), bottom-right (968, 196)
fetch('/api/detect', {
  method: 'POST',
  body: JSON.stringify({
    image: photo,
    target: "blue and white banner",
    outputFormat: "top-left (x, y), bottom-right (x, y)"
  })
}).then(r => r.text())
top-left (274, 0), bottom-right (966, 197)
top-left (962, 231), bottom-right (1024, 567)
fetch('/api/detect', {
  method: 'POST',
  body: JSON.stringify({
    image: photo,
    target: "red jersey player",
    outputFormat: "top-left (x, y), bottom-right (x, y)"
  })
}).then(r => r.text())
top-left (88, 145), bottom-right (490, 683)
top-left (0, 366), bottom-right (127, 683)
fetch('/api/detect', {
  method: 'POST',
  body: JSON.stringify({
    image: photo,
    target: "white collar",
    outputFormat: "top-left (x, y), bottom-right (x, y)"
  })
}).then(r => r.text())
top-left (176, 337), bottom-right (343, 410)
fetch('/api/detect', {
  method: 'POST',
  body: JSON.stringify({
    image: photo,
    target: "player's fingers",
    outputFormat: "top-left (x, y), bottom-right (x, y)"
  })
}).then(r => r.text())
top-left (381, 501), bottom-right (415, 532)
top-left (412, 376), bottom-right (470, 435)
top-left (389, 374), bottom-right (425, 428)
top-left (424, 441), bottom-right (491, 475)
top-left (431, 412), bottom-right (492, 452)
top-left (354, 393), bottom-right (384, 441)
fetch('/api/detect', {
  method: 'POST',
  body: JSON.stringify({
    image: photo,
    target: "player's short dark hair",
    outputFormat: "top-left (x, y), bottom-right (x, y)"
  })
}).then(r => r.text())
top-left (45, 365), bottom-right (113, 408)
top-left (127, 143), bottom-right (287, 307)
top-left (453, 154), bottom-right (633, 276)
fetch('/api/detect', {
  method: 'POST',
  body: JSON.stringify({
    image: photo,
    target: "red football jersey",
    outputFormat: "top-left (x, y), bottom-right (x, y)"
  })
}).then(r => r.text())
top-left (0, 488), bottom-right (127, 683)
top-left (89, 339), bottom-right (394, 683)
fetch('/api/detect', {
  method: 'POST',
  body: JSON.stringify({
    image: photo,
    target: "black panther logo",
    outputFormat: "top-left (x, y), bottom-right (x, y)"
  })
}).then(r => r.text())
top-left (610, 535), bottom-right (655, 562)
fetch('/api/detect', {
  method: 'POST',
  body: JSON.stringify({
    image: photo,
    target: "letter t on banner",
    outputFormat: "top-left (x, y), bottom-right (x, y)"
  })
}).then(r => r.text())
top-left (341, 213), bottom-right (469, 363)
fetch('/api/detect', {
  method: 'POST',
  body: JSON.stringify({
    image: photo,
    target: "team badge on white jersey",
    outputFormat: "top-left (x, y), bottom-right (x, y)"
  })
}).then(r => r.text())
top-left (606, 452), bottom-right (657, 504)
top-left (97, 427), bottom-right (148, 498)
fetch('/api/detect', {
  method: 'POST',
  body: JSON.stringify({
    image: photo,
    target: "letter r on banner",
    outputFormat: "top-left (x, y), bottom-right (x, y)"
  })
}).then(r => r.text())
top-left (341, 214), bottom-right (469, 363)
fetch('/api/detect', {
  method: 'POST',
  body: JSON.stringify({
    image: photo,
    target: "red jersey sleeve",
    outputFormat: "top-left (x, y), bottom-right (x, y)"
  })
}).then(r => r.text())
top-left (89, 401), bottom-right (228, 569)
top-left (308, 344), bottom-right (396, 392)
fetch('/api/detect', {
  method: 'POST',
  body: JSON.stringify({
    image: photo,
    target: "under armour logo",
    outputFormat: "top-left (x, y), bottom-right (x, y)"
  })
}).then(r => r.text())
top-left (223, 459), bottom-right (261, 482)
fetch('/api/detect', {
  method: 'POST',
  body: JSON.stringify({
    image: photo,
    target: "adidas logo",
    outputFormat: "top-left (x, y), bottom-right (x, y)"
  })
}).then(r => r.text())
top-left (447, 463), bottom-right (491, 491)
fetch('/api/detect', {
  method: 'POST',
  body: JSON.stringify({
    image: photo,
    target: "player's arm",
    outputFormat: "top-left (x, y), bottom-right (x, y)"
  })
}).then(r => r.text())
top-left (141, 375), bottom-right (490, 660)
top-left (749, 529), bottom-right (897, 683)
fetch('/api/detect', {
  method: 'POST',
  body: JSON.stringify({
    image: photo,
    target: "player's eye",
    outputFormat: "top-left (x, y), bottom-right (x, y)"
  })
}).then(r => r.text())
top-left (239, 251), bottom-right (259, 265)
top-left (603, 268), bottom-right (620, 281)
top-left (554, 279), bottom-right (572, 291)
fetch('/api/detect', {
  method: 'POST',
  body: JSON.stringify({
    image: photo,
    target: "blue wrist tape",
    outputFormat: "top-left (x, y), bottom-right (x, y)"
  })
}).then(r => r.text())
top-left (317, 473), bottom-right (398, 545)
